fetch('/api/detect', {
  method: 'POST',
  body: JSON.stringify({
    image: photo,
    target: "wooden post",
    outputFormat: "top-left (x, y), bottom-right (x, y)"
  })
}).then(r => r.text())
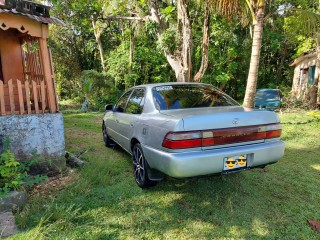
top-left (25, 80), bottom-right (31, 114)
top-left (0, 81), bottom-right (5, 115)
top-left (17, 79), bottom-right (25, 114)
top-left (40, 80), bottom-right (46, 113)
top-left (8, 79), bottom-right (15, 114)
top-left (48, 48), bottom-right (59, 111)
top-left (32, 80), bottom-right (39, 113)
top-left (38, 38), bottom-right (57, 113)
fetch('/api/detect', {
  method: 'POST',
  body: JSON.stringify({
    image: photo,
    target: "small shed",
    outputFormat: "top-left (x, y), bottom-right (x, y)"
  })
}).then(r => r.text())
top-left (290, 53), bottom-right (320, 103)
top-left (0, 0), bottom-right (66, 167)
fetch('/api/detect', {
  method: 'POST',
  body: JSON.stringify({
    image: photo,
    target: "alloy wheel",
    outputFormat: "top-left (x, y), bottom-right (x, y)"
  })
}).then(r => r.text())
top-left (133, 145), bottom-right (145, 185)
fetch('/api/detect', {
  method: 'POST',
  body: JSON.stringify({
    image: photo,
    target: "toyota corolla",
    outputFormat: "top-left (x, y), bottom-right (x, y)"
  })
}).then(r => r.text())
top-left (102, 83), bottom-right (285, 188)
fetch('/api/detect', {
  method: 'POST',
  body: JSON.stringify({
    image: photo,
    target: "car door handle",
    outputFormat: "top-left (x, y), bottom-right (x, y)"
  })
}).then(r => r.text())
top-left (130, 123), bottom-right (134, 128)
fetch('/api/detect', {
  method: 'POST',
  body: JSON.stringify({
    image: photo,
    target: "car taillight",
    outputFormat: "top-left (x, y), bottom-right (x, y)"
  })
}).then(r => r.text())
top-left (263, 123), bottom-right (282, 139)
top-left (162, 123), bottom-right (282, 149)
top-left (162, 132), bottom-right (202, 149)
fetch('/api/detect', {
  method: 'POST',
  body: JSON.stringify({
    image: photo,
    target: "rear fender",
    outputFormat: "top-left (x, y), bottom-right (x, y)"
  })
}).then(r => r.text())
top-left (145, 157), bottom-right (165, 181)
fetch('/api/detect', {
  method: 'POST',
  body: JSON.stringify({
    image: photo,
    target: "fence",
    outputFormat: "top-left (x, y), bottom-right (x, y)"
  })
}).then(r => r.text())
top-left (0, 79), bottom-right (49, 115)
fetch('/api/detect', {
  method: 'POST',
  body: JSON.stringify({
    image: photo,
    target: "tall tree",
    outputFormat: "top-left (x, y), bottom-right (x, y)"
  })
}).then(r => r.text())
top-left (102, 0), bottom-right (193, 82)
top-left (243, 1), bottom-right (265, 108)
top-left (194, 0), bottom-right (210, 82)
top-left (92, 18), bottom-right (107, 71)
top-left (150, 0), bottom-right (193, 82)
top-left (209, 0), bottom-right (265, 108)
top-left (283, 0), bottom-right (320, 109)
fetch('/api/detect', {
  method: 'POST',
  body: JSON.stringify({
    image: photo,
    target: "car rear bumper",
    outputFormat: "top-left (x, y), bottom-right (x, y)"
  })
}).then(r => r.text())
top-left (142, 141), bottom-right (285, 178)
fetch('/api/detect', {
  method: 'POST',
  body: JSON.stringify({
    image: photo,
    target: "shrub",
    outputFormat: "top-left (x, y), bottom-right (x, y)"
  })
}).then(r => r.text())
top-left (0, 138), bottom-right (48, 195)
top-left (308, 111), bottom-right (320, 120)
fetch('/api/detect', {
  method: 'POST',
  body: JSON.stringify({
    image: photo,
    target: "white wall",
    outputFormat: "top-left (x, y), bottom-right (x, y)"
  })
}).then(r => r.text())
top-left (0, 113), bottom-right (66, 169)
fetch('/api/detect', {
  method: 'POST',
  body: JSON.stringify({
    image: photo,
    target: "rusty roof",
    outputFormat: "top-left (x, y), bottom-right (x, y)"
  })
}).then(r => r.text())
top-left (0, 8), bottom-right (65, 26)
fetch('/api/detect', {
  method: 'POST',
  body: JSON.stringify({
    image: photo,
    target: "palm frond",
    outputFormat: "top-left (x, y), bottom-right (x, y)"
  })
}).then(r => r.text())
top-left (208, 0), bottom-right (256, 23)
top-left (284, 8), bottom-right (320, 36)
top-left (209, 0), bottom-right (241, 17)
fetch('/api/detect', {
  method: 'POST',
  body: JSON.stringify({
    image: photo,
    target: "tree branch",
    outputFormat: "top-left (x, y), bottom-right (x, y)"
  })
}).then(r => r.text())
top-left (100, 16), bottom-right (148, 22)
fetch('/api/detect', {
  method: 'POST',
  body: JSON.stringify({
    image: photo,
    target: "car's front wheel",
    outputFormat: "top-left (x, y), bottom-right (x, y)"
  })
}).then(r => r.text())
top-left (132, 143), bottom-right (157, 188)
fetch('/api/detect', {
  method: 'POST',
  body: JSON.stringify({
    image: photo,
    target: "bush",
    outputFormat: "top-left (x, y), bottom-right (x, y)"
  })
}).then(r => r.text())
top-left (308, 111), bottom-right (320, 120)
top-left (0, 138), bottom-right (48, 195)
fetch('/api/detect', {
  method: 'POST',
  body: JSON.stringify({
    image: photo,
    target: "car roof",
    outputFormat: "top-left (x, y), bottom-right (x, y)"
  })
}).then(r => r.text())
top-left (256, 89), bottom-right (279, 92)
top-left (132, 82), bottom-right (212, 89)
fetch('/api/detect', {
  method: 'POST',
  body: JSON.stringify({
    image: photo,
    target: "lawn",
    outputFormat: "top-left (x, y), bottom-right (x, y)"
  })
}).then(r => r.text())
top-left (10, 110), bottom-right (320, 240)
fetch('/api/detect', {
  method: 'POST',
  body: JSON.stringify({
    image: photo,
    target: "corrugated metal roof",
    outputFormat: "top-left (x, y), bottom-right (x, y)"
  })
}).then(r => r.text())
top-left (0, 8), bottom-right (65, 26)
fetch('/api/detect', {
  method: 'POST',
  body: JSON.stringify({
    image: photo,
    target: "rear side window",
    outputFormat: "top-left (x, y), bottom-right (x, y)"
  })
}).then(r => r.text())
top-left (126, 88), bottom-right (145, 114)
top-left (152, 85), bottom-right (239, 110)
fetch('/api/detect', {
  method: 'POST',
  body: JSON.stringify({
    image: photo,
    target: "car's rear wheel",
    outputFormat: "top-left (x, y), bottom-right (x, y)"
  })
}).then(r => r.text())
top-left (102, 122), bottom-right (114, 147)
top-left (132, 143), bottom-right (157, 188)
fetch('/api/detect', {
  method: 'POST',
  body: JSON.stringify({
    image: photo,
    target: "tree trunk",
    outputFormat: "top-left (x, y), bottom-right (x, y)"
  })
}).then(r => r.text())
top-left (310, 37), bottom-right (320, 109)
top-left (194, 0), bottom-right (210, 82)
top-left (129, 24), bottom-right (134, 75)
top-left (150, 0), bottom-right (161, 25)
top-left (108, 0), bottom-right (192, 82)
top-left (177, 0), bottom-right (192, 82)
top-left (92, 18), bottom-right (106, 71)
top-left (243, 6), bottom-right (264, 108)
top-left (150, 0), bottom-right (192, 82)
top-left (165, 54), bottom-right (185, 81)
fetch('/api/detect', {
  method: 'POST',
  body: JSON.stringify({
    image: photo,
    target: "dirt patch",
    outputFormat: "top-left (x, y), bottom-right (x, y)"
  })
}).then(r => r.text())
top-left (30, 172), bottom-right (79, 199)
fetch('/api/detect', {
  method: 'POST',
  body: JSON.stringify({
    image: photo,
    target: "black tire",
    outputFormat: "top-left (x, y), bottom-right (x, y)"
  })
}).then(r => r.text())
top-left (102, 122), bottom-right (114, 147)
top-left (132, 143), bottom-right (157, 188)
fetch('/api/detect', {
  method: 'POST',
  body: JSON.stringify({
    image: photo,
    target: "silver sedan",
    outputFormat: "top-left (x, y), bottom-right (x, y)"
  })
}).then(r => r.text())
top-left (102, 83), bottom-right (285, 188)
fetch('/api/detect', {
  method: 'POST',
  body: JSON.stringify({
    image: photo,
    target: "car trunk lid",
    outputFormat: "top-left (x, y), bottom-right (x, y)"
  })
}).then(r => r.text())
top-left (160, 107), bottom-right (281, 149)
top-left (160, 106), bottom-right (279, 130)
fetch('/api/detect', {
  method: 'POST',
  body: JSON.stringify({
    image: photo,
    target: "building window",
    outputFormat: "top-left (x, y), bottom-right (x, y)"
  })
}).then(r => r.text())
top-left (308, 66), bottom-right (316, 85)
top-left (0, 54), bottom-right (3, 81)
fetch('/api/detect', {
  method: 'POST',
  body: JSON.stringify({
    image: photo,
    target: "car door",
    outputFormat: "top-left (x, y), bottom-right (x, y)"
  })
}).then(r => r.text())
top-left (108, 90), bottom-right (132, 143)
top-left (114, 88), bottom-right (146, 152)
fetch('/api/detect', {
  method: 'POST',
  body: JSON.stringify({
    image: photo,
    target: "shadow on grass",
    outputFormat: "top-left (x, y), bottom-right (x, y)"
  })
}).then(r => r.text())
top-left (94, 144), bottom-right (320, 239)
top-left (14, 122), bottom-right (320, 239)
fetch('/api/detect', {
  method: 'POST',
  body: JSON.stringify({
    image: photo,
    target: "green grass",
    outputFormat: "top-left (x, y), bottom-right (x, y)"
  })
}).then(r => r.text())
top-left (10, 111), bottom-right (320, 239)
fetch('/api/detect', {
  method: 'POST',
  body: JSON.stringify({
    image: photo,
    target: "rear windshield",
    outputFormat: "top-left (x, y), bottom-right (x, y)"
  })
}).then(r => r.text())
top-left (255, 90), bottom-right (280, 100)
top-left (152, 85), bottom-right (239, 110)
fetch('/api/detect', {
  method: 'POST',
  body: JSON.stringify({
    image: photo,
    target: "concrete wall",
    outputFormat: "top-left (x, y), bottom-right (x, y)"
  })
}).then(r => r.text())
top-left (0, 113), bottom-right (66, 170)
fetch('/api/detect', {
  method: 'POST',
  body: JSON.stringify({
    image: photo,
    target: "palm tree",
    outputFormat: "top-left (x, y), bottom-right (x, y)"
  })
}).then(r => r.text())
top-left (209, 0), bottom-right (265, 108)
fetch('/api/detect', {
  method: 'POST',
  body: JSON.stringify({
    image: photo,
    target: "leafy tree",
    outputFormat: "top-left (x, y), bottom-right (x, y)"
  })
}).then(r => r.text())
top-left (283, 0), bottom-right (320, 109)
top-left (46, 0), bottom-right (300, 108)
top-left (107, 33), bottom-right (174, 90)
top-left (209, 0), bottom-right (266, 108)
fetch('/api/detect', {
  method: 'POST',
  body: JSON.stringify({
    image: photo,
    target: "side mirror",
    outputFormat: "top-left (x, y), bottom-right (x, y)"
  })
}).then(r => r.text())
top-left (105, 104), bottom-right (114, 111)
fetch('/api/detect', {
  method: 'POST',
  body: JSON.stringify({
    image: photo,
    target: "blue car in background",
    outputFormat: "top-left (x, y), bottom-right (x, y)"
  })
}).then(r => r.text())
top-left (254, 89), bottom-right (281, 111)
